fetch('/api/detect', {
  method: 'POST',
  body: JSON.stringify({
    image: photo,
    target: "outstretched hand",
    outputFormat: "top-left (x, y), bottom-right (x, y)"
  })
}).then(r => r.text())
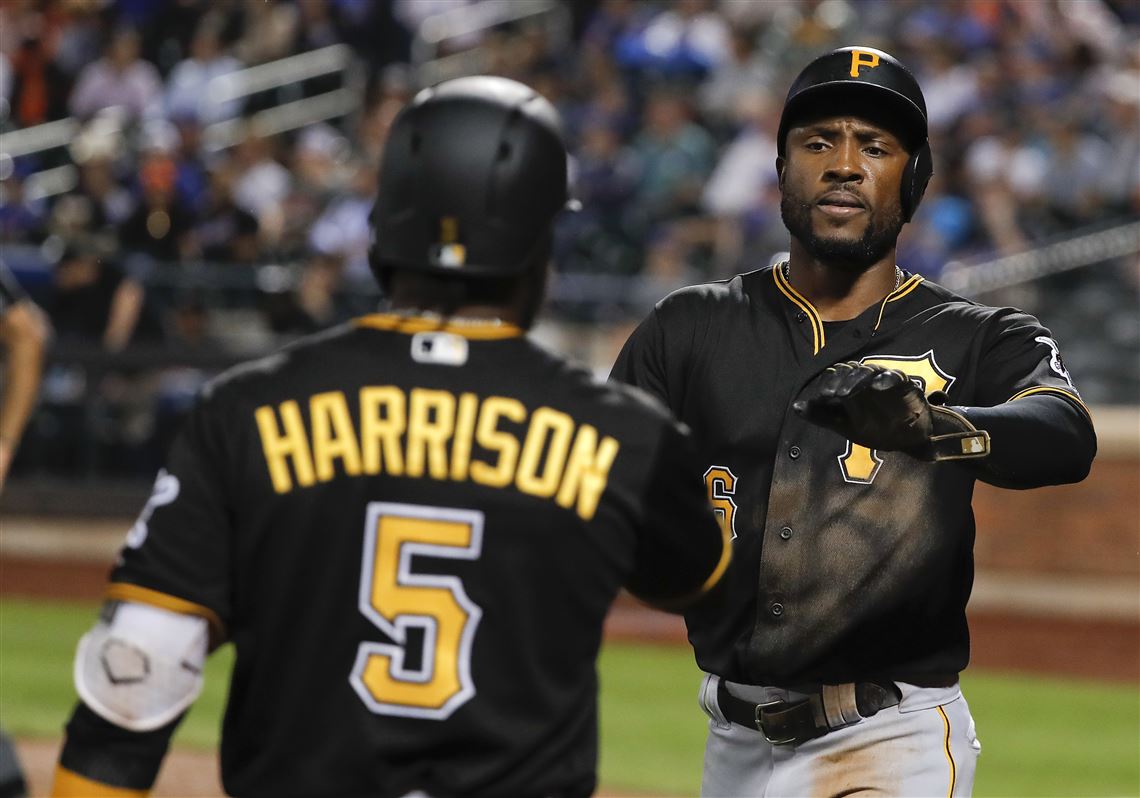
top-left (793, 362), bottom-right (933, 452)
top-left (793, 362), bottom-right (990, 462)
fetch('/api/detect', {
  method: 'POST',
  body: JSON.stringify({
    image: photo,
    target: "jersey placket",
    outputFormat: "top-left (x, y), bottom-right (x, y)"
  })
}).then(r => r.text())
top-left (747, 271), bottom-right (917, 679)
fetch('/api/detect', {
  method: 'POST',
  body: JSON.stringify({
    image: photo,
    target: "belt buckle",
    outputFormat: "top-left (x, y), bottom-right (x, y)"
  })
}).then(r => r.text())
top-left (754, 699), bottom-right (796, 746)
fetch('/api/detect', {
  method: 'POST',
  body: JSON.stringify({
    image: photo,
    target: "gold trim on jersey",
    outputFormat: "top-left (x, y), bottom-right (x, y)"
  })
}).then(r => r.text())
top-left (52, 765), bottom-right (149, 797)
top-left (937, 704), bottom-right (957, 798)
top-left (773, 266), bottom-right (824, 354)
top-left (773, 268), bottom-right (924, 353)
top-left (700, 518), bottom-right (734, 595)
top-left (1007, 385), bottom-right (1092, 422)
top-left (872, 273), bottom-right (924, 331)
top-left (354, 313), bottom-right (523, 339)
top-left (105, 583), bottom-right (226, 643)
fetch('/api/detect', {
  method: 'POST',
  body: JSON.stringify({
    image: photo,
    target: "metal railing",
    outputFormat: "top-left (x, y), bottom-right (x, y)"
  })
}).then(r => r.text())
top-left (202, 44), bottom-right (364, 151)
top-left (940, 220), bottom-right (1140, 297)
top-left (0, 44), bottom-right (364, 198)
top-left (0, 117), bottom-right (81, 159)
top-left (411, 0), bottom-right (572, 86)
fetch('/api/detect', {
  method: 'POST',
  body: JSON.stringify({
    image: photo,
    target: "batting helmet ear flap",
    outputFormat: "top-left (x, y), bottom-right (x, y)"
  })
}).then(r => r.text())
top-left (901, 141), bottom-right (933, 222)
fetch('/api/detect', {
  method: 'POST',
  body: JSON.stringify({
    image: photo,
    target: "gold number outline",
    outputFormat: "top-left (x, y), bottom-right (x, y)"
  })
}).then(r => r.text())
top-left (703, 465), bottom-right (739, 540)
top-left (349, 502), bottom-right (484, 720)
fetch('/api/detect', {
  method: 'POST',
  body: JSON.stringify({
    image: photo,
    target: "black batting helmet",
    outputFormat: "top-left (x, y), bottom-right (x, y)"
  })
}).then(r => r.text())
top-left (369, 75), bottom-right (573, 283)
top-left (777, 46), bottom-right (933, 221)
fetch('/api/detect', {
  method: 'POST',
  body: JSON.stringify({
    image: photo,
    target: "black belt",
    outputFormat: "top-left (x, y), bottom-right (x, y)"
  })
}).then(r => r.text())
top-left (716, 678), bottom-right (901, 746)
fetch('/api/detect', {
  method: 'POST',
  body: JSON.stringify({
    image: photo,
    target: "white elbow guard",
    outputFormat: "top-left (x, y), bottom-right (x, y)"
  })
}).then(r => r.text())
top-left (75, 601), bottom-right (208, 732)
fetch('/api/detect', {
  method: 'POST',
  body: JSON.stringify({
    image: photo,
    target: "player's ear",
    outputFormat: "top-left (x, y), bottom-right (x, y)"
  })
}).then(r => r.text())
top-left (775, 157), bottom-right (786, 189)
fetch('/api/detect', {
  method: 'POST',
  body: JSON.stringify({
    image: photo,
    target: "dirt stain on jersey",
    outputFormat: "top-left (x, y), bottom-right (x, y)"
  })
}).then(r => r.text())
top-left (811, 731), bottom-right (904, 797)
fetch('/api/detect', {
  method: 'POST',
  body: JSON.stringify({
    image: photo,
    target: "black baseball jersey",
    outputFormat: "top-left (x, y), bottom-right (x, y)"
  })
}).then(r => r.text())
top-left (611, 265), bottom-right (1093, 687)
top-left (100, 313), bottom-right (729, 797)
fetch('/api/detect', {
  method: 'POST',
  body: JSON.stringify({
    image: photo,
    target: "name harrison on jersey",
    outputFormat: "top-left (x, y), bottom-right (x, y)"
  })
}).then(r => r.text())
top-left (254, 387), bottom-right (620, 521)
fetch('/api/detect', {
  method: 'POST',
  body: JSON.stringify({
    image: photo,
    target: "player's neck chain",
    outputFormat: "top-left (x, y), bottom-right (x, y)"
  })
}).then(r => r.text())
top-left (781, 261), bottom-right (903, 293)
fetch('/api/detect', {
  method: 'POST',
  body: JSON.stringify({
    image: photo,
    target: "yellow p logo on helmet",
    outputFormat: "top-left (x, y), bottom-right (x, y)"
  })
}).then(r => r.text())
top-left (849, 49), bottom-right (880, 77)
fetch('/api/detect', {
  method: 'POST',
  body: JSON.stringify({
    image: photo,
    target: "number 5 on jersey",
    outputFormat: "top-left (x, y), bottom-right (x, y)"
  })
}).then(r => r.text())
top-left (350, 502), bottom-right (483, 720)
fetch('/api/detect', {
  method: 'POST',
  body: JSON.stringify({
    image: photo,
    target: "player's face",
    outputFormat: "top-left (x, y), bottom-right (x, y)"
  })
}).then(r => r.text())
top-left (779, 114), bottom-right (909, 270)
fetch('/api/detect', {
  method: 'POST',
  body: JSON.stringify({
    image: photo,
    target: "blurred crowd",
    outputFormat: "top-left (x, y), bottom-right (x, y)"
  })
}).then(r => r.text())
top-left (0, 0), bottom-right (1138, 477)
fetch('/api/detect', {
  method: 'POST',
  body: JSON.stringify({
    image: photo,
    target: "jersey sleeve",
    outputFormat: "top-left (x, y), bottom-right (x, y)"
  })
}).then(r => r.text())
top-left (973, 308), bottom-right (1089, 417)
top-left (957, 308), bottom-right (1096, 488)
top-left (108, 393), bottom-right (233, 641)
top-left (610, 306), bottom-right (672, 404)
top-left (55, 703), bottom-right (180, 796)
top-left (625, 420), bottom-right (731, 609)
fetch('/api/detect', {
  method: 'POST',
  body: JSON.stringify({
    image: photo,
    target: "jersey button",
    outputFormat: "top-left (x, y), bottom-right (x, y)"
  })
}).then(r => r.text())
top-left (770, 602), bottom-right (785, 617)
top-left (779, 526), bottom-right (793, 540)
top-left (789, 445), bottom-right (801, 459)
top-left (795, 311), bottom-right (807, 323)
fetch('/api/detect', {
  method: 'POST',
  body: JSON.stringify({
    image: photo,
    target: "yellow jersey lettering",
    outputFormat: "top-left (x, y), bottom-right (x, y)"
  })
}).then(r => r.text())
top-left (450, 392), bottom-right (479, 481)
top-left (406, 389), bottom-right (456, 479)
top-left (360, 386), bottom-right (406, 477)
top-left (556, 424), bottom-right (619, 521)
top-left (253, 388), bottom-right (618, 515)
top-left (255, 401), bottom-right (316, 493)
top-left (516, 407), bottom-right (574, 499)
top-left (850, 49), bottom-right (880, 77)
top-left (310, 391), bottom-right (363, 481)
top-left (470, 396), bottom-right (525, 488)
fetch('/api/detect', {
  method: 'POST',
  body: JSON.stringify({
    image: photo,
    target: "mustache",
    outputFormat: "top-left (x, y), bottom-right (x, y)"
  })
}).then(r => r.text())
top-left (815, 189), bottom-right (869, 207)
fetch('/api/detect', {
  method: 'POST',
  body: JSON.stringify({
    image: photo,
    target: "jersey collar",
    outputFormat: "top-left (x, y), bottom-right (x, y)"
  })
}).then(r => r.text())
top-left (772, 265), bottom-right (923, 355)
top-left (354, 312), bottom-right (524, 340)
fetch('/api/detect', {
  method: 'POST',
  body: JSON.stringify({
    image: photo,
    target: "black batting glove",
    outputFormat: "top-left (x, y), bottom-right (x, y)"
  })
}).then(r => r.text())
top-left (793, 362), bottom-right (991, 462)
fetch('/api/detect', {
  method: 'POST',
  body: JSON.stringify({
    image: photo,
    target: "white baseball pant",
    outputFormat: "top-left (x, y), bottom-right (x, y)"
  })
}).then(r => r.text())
top-left (698, 674), bottom-right (981, 797)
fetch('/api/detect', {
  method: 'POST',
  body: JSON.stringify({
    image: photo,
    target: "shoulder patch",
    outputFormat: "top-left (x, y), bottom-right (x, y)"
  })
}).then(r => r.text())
top-left (1034, 335), bottom-right (1076, 390)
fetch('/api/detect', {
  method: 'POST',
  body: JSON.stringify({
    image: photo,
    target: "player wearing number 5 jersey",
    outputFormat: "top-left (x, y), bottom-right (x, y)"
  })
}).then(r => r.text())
top-left (53, 77), bottom-right (730, 798)
top-left (612, 47), bottom-right (1096, 796)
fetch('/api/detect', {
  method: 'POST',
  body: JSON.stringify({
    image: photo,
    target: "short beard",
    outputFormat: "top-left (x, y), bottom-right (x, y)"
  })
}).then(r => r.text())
top-left (781, 193), bottom-right (904, 272)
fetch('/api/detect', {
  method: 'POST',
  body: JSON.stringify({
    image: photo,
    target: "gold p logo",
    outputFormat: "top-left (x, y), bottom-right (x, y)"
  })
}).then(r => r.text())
top-left (849, 50), bottom-right (880, 77)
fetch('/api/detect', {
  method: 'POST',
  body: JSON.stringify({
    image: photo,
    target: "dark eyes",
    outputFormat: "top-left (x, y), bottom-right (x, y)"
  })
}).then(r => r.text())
top-left (803, 141), bottom-right (889, 156)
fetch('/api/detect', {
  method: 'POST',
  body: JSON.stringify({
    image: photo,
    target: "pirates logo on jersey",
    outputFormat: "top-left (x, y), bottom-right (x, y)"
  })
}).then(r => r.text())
top-left (703, 466), bottom-right (739, 540)
top-left (1034, 336), bottom-right (1076, 390)
top-left (839, 351), bottom-right (956, 484)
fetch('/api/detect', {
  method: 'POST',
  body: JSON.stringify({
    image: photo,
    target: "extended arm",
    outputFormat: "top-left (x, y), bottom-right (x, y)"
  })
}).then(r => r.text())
top-left (954, 393), bottom-right (1095, 488)
top-left (0, 300), bottom-right (50, 486)
top-left (625, 421), bottom-right (732, 610)
top-left (53, 602), bottom-right (208, 797)
top-left (794, 362), bottom-right (1096, 489)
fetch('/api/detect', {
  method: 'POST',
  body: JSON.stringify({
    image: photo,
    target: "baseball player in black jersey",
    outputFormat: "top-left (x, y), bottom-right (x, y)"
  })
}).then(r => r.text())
top-left (53, 77), bottom-right (730, 798)
top-left (612, 46), bottom-right (1097, 797)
